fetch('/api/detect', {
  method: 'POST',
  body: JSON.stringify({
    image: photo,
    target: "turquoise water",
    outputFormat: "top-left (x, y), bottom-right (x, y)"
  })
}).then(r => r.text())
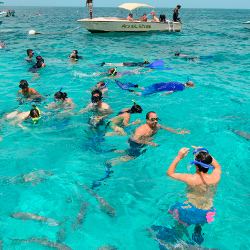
top-left (0, 6), bottom-right (250, 250)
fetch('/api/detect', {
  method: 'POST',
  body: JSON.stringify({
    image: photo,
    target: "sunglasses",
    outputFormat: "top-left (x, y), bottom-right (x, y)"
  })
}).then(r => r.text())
top-left (148, 118), bottom-right (161, 121)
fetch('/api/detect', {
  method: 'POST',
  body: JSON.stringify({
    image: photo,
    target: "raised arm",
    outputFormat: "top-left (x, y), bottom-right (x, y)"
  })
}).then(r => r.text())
top-left (166, 147), bottom-right (193, 182)
top-left (159, 124), bottom-right (190, 135)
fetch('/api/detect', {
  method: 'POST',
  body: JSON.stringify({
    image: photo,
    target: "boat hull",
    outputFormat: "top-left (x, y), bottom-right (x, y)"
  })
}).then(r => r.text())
top-left (77, 18), bottom-right (182, 33)
top-left (243, 21), bottom-right (250, 29)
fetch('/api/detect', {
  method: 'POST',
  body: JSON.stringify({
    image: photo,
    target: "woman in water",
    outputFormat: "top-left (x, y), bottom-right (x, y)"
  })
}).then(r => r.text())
top-left (47, 90), bottom-right (75, 111)
top-left (4, 106), bottom-right (42, 129)
top-left (105, 102), bottom-right (142, 136)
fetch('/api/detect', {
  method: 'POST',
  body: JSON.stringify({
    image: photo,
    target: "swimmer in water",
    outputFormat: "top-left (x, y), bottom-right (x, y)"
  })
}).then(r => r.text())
top-left (128, 81), bottom-right (195, 96)
top-left (29, 56), bottom-right (46, 73)
top-left (46, 90), bottom-right (75, 111)
top-left (6, 106), bottom-right (42, 129)
top-left (105, 101), bottom-right (142, 136)
top-left (166, 146), bottom-right (221, 245)
top-left (0, 41), bottom-right (6, 49)
top-left (25, 49), bottom-right (34, 62)
top-left (17, 80), bottom-right (40, 102)
top-left (175, 52), bottom-right (200, 62)
top-left (99, 60), bottom-right (150, 67)
top-left (86, 81), bottom-right (109, 94)
top-left (78, 89), bottom-right (112, 127)
top-left (102, 67), bottom-right (153, 79)
top-left (108, 111), bottom-right (189, 165)
top-left (69, 50), bottom-right (83, 60)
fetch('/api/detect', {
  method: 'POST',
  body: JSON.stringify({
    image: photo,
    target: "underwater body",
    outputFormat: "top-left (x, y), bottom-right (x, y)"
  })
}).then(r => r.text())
top-left (0, 6), bottom-right (250, 250)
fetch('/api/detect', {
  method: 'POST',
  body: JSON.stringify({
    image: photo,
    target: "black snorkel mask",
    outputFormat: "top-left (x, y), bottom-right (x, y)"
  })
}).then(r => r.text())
top-left (91, 95), bottom-right (102, 106)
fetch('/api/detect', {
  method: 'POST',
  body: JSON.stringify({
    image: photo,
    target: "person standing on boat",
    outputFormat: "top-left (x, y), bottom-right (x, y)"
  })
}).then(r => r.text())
top-left (86, 0), bottom-right (93, 19)
top-left (173, 5), bottom-right (181, 22)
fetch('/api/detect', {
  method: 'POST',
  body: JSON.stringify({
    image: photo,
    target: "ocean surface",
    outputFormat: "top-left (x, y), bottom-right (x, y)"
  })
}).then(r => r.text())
top-left (0, 6), bottom-right (250, 250)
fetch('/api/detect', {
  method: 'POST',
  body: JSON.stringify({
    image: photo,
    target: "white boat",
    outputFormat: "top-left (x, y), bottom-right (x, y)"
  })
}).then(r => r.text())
top-left (77, 3), bottom-right (182, 33)
top-left (243, 21), bottom-right (250, 29)
top-left (0, 11), bottom-right (7, 18)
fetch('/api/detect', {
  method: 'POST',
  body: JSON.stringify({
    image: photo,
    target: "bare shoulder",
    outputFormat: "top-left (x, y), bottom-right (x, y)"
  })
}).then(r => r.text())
top-left (17, 111), bottom-right (30, 120)
top-left (102, 102), bottom-right (111, 109)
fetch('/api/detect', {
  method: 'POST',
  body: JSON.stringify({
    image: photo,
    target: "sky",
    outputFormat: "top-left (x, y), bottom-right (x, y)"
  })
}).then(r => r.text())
top-left (2, 0), bottom-right (250, 9)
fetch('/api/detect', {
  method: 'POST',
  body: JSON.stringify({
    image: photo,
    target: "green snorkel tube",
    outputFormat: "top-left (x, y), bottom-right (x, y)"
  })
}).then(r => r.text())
top-left (32, 106), bottom-right (41, 124)
top-left (111, 67), bottom-right (117, 76)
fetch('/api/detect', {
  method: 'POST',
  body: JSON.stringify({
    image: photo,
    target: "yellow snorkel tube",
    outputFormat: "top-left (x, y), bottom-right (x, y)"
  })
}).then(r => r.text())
top-left (111, 67), bottom-right (117, 76)
top-left (32, 107), bottom-right (41, 124)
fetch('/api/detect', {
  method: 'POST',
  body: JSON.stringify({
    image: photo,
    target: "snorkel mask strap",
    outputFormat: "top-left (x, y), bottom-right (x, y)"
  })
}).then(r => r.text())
top-left (189, 160), bottom-right (214, 170)
top-left (193, 148), bottom-right (209, 156)
top-left (111, 67), bottom-right (117, 76)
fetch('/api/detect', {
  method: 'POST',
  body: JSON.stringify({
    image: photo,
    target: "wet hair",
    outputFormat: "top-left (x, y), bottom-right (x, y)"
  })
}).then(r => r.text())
top-left (73, 50), bottom-right (78, 54)
top-left (108, 68), bottom-right (117, 75)
top-left (186, 81), bottom-right (195, 87)
top-left (36, 55), bottom-right (44, 65)
top-left (175, 52), bottom-right (180, 56)
top-left (92, 89), bottom-right (102, 98)
top-left (177, 5), bottom-right (181, 8)
top-left (130, 104), bottom-right (143, 114)
top-left (29, 108), bottom-right (40, 118)
top-left (27, 49), bottom-right (33, 55)
top-left (54, 91), bottom-right (67, 100)
top-left (146, 111), bottom-right (156, 119)
top-left (129, 13), bottom-right (133, 17)
top-left (97, 81), bottom-right (105, 87)
top-left (19, 79), bottom-right (28, 89)
top-left (195, 151), bottom-right (213, 173)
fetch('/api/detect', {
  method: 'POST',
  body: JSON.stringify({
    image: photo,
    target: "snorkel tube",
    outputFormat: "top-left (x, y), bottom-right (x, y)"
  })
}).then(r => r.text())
top-left (189, 148), bottom-right (214, 170)
top-left (111, 67), bottom-right (117, 76)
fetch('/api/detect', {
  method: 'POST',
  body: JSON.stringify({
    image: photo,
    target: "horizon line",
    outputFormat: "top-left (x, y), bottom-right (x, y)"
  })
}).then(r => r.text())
top-left (2, 5), bottom-right (250, 10)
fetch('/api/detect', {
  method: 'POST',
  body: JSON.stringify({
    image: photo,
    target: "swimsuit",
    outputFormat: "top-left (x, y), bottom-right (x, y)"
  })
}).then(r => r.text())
top-left (141, 82), bottom-right (185, 96)
top-left (28, 64), bottom-right (41, 73)
top-left (169, 202), bottom-right (216, 226)
top-left (126, 138), bottom-right (146, 158)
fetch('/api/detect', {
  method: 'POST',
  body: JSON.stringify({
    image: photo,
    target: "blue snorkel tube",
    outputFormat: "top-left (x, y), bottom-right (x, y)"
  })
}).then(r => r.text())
top-left (189, 148), bottom-right (214, 170)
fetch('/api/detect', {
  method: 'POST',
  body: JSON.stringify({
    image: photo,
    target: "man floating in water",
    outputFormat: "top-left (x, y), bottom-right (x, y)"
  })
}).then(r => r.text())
top-left (166, 146), bottom-right (221, 245)
top-left (101, 67), bottom-right (153, 79)
top-left (121, 81), bottom-right (195, 96)
top-left (108, 111), bottom-right (189, 164)
top-left (78, 89), bottom-right (112, 128)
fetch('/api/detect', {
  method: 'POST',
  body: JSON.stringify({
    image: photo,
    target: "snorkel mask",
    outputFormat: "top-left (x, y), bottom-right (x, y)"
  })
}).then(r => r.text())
top-left (31, 107), bottom-right (41, 124)
top-left (189, 148), bottom-right (214, 170)
top-left (91, 95), bottom-right (101, 106)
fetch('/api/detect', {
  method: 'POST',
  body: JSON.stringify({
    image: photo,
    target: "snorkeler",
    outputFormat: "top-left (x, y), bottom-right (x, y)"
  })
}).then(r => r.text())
top-left (69, 50), bottom-right (83, 60)
top-left (175, 52), bottom-right (200, 61)
top-left (0, 41), bottom-right (5, 49)
top-left (46, 89), bottom-right (75, 111)
top-left (166, 146), bottom-right (221, 245)
top-left (105, 101), bottom-right (142, 136)
top-left (98, 60), bottom-right (150, 67)
top-left (6, 106), bottom-right (42, 129)
top-left (28, 56), bottom-right (46, 73)
top-left (101, 67), bottom-right (153, 79)
top-left (78, 89), bottom-right (112, 127)
top-left (86, 81), bottom-right (109, 94)
top-left (108, 111), bottom-right (189, 164)
top-left (25, 49), bottom-right (34, 62)
top-left (17, 80), bottom-right (40, 99)
top-left (126, 81), bottom-right (195, 96)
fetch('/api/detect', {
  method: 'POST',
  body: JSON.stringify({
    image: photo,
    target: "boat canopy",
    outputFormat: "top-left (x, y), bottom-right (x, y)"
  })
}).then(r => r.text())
top-left (118, 3), bottom-right (154, 12)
